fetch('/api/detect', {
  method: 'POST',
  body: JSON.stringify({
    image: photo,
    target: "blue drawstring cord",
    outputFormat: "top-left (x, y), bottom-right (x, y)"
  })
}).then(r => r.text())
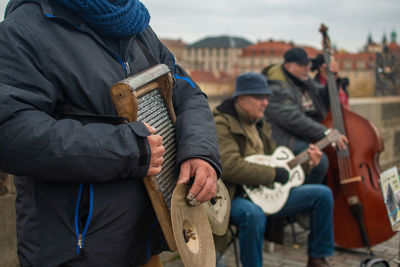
top-left (74, 183), bottom-right (94, 255)
top-left (171, 55), bottom-right (195, 88)
top-left (74, 183), bottom-right (84, 254)
top-left (146, 218), bottom-right (158, 261)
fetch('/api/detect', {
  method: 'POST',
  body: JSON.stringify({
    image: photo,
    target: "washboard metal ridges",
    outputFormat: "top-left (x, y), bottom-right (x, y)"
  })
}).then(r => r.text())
top-left (110, 64), bottom-right (178, 250)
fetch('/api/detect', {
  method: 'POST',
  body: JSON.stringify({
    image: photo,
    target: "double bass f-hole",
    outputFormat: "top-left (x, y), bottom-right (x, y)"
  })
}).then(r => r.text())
top-left (359, 162), bottom-right (379, 191)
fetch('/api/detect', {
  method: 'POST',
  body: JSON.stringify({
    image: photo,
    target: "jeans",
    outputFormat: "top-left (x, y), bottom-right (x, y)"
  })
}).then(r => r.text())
top-left (230, 185), bottom-right (334, 267)
top-left (293, 139), bottom-right (329, 184)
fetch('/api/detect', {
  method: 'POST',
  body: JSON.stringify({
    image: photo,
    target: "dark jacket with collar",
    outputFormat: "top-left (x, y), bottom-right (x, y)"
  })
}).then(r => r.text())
top-left (0, 0), bottom-right (221, 266)
top-left (264, 64), bottom-right (328, 149)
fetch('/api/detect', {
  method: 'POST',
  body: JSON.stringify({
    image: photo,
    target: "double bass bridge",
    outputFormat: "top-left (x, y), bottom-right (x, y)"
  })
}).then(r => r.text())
top-left (340, 176), bottom-right (363, 185)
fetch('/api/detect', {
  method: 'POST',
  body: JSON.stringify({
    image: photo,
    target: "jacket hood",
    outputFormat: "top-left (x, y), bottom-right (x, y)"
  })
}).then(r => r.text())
top-left (4, 0), bottom-right (101, 38)
top-left (215, 98), bottom-right (238, 119)
top-left (5, 0), bottom-right (39, 18)
top-left (265, 64), bottom-right (287, 82)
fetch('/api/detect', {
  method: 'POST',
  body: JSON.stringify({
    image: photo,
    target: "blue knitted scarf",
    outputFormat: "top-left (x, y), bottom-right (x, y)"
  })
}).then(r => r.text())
top-left (53, 0), bottom-right (150, 37)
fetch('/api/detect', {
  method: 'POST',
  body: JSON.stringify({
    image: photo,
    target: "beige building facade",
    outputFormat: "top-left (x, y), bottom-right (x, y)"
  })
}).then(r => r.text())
top-left (184, 36), bottom-right (252, 76)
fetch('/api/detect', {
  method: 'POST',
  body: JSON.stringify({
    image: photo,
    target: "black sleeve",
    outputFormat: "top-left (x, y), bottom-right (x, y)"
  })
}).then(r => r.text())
top-left (0, 19), bottom-right (151, 182)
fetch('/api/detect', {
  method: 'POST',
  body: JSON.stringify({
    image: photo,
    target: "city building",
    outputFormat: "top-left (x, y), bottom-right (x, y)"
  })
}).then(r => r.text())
top-left (189, 69), bottom-right (234, 97)
top-left (334, 52), bottom-right (376, 97)
top-left (237, 40), bottom-right (320, 74)
top-left (160, 30), bottom-right (400, 98)
top-left (184, 35), bottom-right (252, 75)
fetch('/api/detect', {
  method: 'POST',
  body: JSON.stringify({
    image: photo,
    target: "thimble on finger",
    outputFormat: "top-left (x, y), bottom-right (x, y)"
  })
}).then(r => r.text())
top-left (186, 192), bottom-right (195, 202)
top-left (188, 198), bottom-right (200, 207)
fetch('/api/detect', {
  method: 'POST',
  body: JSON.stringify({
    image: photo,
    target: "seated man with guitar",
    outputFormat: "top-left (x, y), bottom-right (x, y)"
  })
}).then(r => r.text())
top-left (213, 72), bottom-right (334, 267)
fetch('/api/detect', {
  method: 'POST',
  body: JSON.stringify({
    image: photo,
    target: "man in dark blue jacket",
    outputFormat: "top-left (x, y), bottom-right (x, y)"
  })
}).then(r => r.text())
top-left (0, 0), bottom-right (221, 266)
top-left (264, 47), bottom-right (347, 184)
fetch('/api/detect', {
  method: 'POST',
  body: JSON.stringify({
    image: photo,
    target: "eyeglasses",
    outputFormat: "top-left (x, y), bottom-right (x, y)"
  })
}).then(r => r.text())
top-left (250, 94), bottom-right (269, 100)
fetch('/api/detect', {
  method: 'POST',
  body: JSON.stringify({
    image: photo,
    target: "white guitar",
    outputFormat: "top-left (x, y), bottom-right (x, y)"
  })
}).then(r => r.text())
top-left (243, 129), bottom-right (341, 215)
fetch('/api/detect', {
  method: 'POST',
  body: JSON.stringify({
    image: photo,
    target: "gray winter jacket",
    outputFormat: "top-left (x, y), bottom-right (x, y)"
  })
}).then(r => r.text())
top-left (264, 64), bottom-right (328, 149)
top-left (0, 0), bottom-right (221, 266)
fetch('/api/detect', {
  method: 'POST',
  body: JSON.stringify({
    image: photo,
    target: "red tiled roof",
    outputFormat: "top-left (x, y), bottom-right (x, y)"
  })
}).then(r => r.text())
top-left (333, 52), bottom-right (376, 70)
top-left (190, 70), bottom-right (218, 83)
top-left (190, 70), bottom-right (233, 83)
top-left (160, 38), bottom-right (187, 48)
top-left (217, 71), bottom-right (232, 82)
top-left (241, 41), bottom-right (293, 57)
top-left (334, 52), bottom-right (376, 60)
top-left (387, 42), bottom-right (400, 52)
top-left (241, 41), bottom-right (321, 58)
top-left (301, 46), bottom-right (321, 58)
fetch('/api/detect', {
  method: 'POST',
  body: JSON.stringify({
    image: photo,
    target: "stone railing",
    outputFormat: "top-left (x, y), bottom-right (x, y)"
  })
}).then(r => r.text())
top-left (0, 96), bottom-right (399, 266)
top-left (349, 96), bottom-right (400, 170)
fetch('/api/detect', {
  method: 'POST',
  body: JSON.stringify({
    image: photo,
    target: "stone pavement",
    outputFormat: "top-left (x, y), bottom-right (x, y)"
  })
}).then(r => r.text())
top-left (160, 223), bottom-right (400, 267)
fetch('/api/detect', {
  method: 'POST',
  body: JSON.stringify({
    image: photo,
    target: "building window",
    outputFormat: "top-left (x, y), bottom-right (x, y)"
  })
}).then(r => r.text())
top-left (344, 60), bottom-right (352, 70)
top-left (356, 60), bottom-right (365, 70)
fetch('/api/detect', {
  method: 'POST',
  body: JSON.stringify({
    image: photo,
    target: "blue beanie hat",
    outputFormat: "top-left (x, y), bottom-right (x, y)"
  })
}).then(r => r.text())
top-left (233, 72), bottom-right (272, 97)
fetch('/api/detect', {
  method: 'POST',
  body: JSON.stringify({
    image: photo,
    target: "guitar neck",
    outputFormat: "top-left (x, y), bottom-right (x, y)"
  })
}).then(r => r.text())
top-left (288, 136), bottom-right (332, 169)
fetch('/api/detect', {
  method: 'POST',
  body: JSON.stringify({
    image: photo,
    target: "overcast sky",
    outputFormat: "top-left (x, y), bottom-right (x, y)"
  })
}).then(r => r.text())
top-left (1, 0), bottom-right (399, 52)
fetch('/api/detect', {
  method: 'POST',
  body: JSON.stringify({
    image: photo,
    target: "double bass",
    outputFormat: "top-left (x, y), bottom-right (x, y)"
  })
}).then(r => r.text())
top-left (319, 24), bottom-right (395, 249)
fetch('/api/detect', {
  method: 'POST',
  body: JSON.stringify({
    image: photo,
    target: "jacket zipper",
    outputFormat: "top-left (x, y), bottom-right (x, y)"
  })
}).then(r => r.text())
top-left (74, 183), bottom-right (94, 255)
top-left (124, 61), bottom-right (132, 76)
top-left (42, 14), bottom-right (133, 255)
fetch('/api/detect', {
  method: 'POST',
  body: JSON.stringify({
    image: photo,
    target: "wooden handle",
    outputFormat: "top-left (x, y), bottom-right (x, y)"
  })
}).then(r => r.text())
top-left (143, 177), bottom-right (177, 250)
top-left (110, 83), bottom-right (138, 122)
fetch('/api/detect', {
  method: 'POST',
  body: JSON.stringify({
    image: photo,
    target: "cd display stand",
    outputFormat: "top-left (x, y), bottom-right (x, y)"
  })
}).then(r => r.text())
top-left (379, 167), bottom-right (400, 266)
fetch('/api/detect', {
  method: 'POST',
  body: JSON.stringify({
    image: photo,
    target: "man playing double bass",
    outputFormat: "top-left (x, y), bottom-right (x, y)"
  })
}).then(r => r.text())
top-left (263, 47), bottom-right (348, 185)
top-left (265, 44), bottom-right (394, 249)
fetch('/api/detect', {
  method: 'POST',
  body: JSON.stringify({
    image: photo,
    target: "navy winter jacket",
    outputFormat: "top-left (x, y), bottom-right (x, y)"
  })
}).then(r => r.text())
top-left (0, 0), bottom-right (221, 266)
